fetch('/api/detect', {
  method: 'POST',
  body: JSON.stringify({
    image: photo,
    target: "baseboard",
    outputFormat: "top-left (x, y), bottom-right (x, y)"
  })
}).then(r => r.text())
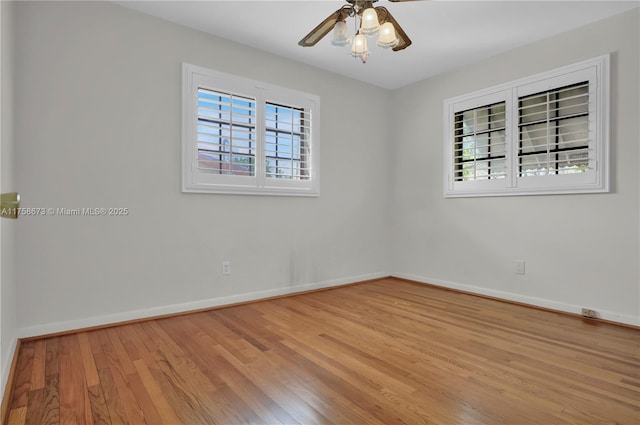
top-left (17, 270), bottom-right (637, 339)
top-left (1, 338), bottom-right (21, 425)
top-left (392, 273), bottom-right (640, 327)
top-left (18, 272), bottom-right (389, 339)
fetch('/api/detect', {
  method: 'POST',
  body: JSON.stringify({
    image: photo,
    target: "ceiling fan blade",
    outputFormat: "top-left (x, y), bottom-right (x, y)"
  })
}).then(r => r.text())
top-left (375, 7), bottom-right (412, 51)
top-left (298, 7), bottom-right (348, 47)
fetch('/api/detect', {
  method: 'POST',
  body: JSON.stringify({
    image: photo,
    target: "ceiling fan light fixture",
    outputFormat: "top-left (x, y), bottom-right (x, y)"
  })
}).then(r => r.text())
top-left (377, 21), bottom-right (399, 49)
top-left (330, 20), bottom-right (352, 47)
top-left (350, 32), bottom-right (369, 63)
top-left (298, 0), bottom-right (413, 62)
top-left (360, 6), bottom-right (380, 36)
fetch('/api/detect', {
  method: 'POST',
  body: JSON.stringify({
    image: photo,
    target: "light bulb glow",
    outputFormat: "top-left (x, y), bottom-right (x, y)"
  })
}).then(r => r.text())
top-left (377, 22), bottom-right (399, 49)
top-left (360, 7), bottom-right (380, 36)
top-left (350, 33), bottom-right (369, 63)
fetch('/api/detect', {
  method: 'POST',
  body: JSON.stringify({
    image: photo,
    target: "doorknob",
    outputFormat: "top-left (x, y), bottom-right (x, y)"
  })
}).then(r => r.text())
top-left (0, 192), bottom-right (20, 219)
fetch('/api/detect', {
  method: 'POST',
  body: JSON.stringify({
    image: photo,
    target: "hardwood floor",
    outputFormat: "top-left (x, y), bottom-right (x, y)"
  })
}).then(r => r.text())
top-left (6, 278), bottom-right (640, 424)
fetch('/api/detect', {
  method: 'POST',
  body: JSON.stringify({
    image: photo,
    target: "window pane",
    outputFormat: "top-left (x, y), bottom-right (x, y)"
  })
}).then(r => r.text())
top-left (520, 154), bottom-right (552, 177)
top-left (489, 159), bottom-right (506, 179)
top-left (520, 123), bottom-right (549, 154)
top-left (198, 151), bottom-right (222, 170)
top-left (558, 116), bottom-right (589, 149)
top-left (459, 110), bottom-right (474, 135)
top-left (265, 102), bottom-right (310, 180)
top-left (460, 136), bottom-right (475, 161)
top-left (519, 93), bottom-right (548, 124)
top-left (460, 162), bottom-right (475, 182)
top-left (453, 101), bottom-right (506, 182)
top-left (518, 81), bottom-right (590, 177)
top-left (554, 84), bottom-right (589, 118)
top-left (489, 130), bottom-right (506, 157)
top-left (490, 104), bottom-right (506, 129)
top-left (475, 160), bottom-right (490, 179)
top-left (557, 149), bottom-right (589, 175)
top-left (197, 88), bottom-right (256, 176)
top-left (231, 155), bottom-right (254, 176)
top-left (476, 134), bottom-right (491, 158)
top-left (475, 107), bottom-right (490, 132)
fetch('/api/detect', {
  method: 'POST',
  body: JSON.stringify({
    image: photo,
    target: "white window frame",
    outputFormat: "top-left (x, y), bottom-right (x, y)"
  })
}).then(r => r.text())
top-left (444, 55), bottom-right (609, 197)
top-left (182, 63), bottom-right (320, 196)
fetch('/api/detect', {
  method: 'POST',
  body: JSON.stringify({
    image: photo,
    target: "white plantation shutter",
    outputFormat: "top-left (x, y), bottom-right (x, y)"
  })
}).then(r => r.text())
top-left (444, 55), bottom-right (608, 197)
top-left (183, 64), bottom-right (320, 196)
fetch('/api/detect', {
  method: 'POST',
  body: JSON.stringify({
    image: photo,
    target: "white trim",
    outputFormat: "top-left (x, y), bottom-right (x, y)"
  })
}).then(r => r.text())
top-left (0, 338), bottom-right (16, 401)
top-left (392, 272), bottom-right (640, 327)
top-left (16, 270), bottom-right (638, 338)
top-left (17, 272), bottom-right (387, 339)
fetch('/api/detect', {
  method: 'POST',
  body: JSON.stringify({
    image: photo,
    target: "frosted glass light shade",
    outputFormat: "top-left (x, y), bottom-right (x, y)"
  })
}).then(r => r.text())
top-left (330, 21), bottom-right (352, 47)
top-left (350, 33), bottom-right (369, 63)
top-left (360, 7), bottom-right (380, 36)
top-left (377, 22), bottom-right (399, 48)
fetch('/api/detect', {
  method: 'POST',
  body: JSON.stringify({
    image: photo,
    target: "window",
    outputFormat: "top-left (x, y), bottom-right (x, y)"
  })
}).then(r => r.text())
top-left (197, 89), bottom-right (256, 177)
top-left (454, 101), bottom-right (506, 182)
top-left (518, 82), bottom-right (589, 178)
top-left (183, 64), bottom-right (320, 196)
top-left (265, 103), bottom-right (311, 180)
top-left (444, 55), bottom-right (609, 197)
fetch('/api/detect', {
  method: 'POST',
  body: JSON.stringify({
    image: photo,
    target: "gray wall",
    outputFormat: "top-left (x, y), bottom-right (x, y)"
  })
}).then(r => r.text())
top-left (390, 9), bottom-right (640, 325)
top-left (1, 0), bottom-right (18, 397)
top-left (12, 1), bottom-right (392, 336)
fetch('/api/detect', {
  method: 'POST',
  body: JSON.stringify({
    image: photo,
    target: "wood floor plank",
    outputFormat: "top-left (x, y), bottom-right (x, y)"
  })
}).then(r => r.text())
top-left (58, 334), bottom-right (93, 425)
top-left (155, 316), bottom-right (270, 424)
top-left (8, 278), bottom-right (640, 425)
top-left (77, 333), bottom-right (100, 388)
top-left (269, 337), bottom-right (407, 424)
top-left (182, 314), bottom-right (302, 424)
top-left (212, 341), bottom-right (329, 425)
top-left (105, 329), bottom-right (136, 377)
top-left (192, 311), bottom-right (263, 365)
top-left (30, 340), bottom-right (46, 391)
top-left (132, 359), bottom-right (181, 425)
top-left (11, 342), bottom-right (35, 408)
top-left (122, 371), bottom-right (162, 425)
top-left (86, 384), bottom-right (112, 425)
top-left (7, 406), bottom-right (26, 425)
top-left (102, 349), bottom-right (147, 424)
top-left (146, 319), bottom-right (253, 424)
top-left (134, 321), bottom-right (220, 424)
top-left (96, 368), bottom-right (127, 425)
top-left (41, 374), bottom-right (60, 425)
top-left (23, 388), bottom-right (45, 425)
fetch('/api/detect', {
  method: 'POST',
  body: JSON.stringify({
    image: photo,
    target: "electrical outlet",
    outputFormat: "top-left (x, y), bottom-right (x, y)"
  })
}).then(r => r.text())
top-left (581, 308), bottom-right (597, 319)
top-left (515, 260), bottom-right (525, 275)
top-left (222, 261), bottom-right (231, 275)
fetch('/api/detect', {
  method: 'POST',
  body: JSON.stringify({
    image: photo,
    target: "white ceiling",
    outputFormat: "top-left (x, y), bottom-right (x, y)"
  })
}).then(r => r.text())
top-left (116, 0), bottom-right (639, 89)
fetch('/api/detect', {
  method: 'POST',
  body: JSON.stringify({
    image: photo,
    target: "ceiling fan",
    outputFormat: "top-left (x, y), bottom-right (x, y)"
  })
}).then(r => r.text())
top-left (298, 0), bottom-right (419, 63)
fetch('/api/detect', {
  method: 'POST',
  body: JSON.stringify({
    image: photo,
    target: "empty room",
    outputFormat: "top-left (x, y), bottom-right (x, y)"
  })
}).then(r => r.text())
top-left (1, 0), bottom-right (639, 424)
